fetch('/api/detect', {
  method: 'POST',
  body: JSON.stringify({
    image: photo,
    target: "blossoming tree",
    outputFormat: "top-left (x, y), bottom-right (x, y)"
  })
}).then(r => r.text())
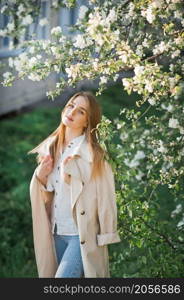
top-left (1, 0), bottom-right (184, 276)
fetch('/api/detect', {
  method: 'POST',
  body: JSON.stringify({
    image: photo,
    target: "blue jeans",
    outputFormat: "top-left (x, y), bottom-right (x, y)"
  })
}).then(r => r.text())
top-left (53, 232), bottom-right (84, 278)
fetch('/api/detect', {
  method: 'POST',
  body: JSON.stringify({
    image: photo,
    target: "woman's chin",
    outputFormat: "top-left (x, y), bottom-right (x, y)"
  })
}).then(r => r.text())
top-left (62, 118), bottom-right (72, 127)
top-left (63, 122), bottom-right (72, 128)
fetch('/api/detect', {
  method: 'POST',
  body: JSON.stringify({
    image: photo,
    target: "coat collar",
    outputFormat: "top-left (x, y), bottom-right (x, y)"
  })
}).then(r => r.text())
top-left (35, 133), bottom-right (93, 163)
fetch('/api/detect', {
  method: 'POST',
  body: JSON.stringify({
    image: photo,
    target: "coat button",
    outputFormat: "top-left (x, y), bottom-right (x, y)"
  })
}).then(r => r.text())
top-left (82, 181), bottom-right (84, 186)
top-left (80, 210), bottom-right (85, 215)
top-left (80, 240), bottom-right (85, 244)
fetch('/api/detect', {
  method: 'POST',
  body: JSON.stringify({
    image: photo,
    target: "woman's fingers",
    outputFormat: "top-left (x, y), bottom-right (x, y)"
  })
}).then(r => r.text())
top-left (63, 156), bottom-right (73, 165)
top-left (63, 173), bottom-right (71, 185)
top-left (41, 155), bottom-right (53, 165)
top-left (39, 155), bottom-right (53, 174)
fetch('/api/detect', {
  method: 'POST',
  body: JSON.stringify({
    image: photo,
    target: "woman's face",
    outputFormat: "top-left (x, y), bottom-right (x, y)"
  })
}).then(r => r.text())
top-left (62, 96), bottom-right (88, 132)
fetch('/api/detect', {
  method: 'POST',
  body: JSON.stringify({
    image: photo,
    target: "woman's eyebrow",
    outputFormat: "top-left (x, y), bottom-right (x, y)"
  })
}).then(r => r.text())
top-left (79, 106), bottom-right (87, 112)
top-left (72, 102), bottom-right (87, 112)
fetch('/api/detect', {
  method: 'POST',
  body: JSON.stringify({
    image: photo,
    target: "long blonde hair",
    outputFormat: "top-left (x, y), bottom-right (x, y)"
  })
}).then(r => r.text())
top-left (28, 91), bottom-right (107, 179)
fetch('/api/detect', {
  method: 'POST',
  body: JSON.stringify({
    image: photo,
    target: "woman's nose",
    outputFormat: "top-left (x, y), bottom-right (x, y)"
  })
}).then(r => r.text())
top-left (70, 108), bottom-right (76, 115)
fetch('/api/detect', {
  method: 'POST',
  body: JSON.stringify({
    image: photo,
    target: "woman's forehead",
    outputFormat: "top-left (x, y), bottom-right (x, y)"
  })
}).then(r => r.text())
top-left (71, 96), bottom-right (89, 108)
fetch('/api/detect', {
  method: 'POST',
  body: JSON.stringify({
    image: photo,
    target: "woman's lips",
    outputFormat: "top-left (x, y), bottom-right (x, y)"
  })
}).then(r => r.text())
top-left (66, 116), bottom-right (73, 121)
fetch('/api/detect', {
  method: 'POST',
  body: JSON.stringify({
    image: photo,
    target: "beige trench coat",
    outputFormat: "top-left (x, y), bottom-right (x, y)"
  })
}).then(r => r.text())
top-left (29, 135), bottom-right (121, 278)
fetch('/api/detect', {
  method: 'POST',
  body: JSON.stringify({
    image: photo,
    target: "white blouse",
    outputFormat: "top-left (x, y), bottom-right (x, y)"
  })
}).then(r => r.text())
top-left (39, 134), bottom-right (86, 235)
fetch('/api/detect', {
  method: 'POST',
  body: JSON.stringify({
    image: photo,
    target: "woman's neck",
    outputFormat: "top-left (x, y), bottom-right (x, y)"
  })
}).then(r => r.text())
top-left (64, 127), bottom-right (84, 146)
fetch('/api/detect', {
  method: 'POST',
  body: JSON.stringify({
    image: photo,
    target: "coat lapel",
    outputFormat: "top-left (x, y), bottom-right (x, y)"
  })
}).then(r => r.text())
top-left (62, 138), bottom-right (93, 219)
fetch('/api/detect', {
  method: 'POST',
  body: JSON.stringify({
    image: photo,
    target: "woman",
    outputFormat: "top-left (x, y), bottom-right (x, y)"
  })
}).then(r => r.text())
top-left (28, 91), bottom-right (121, 278)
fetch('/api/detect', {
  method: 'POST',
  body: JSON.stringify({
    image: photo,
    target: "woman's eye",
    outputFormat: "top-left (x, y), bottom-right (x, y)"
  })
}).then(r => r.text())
top-left (79, 110), bottom-right (84, 114)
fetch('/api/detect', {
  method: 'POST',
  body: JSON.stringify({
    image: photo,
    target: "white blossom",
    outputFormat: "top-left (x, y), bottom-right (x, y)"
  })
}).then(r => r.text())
top-left (148, 98), bottom-right (156, 105)
top-left (22, 15), bottom-right (33, 25)
top-left (52, 0), bottom-right (59, 8)
top-left (65, 64), bottom-right (81, 79)
top-left (42, 40), bottom-right (51, 50)
top-left (177, 215), bottom-right (184, 228)
top-left (143, 129), bottom-right (150, 136)
top-left (120, 132), bottom-right (128, 141)
top-left (124, 158), bottom-right (140, 168)
top-left (78, 5), bottom-right (88, 19)
top-left (174, 11), bottom-right (183, 19)
top-left (135, 170), bottom-right (145, 180)
top-left (28, 57), bottom-right (38, 67)
top-left (8, 57), bottom-right (14, 68)
top-left (127, 3), bottom-right (135, 17)
top-left (28, 73), bottom-right (42, 81)
top-left (107, 8), bottom-right (117, 23)
top-left (54, 65), bottom-right (60, 73)
top-left (168, 118), bottom-right (179, 128)
top-left (68, 48), bottom-right (73, 56)
top-left (167, 104), bottom-right (174, 112)
top-left (179, 126), bottom-right (184, 135)
top-left (171, 204), bottom-right (182, 218)
top-left (51, 26), bottom-right (62, 36)
top-left (121, 183), bottom-right (126, 190)
top-left (122, 78), bottom-right (131, 88)
top-left (145, 81), bottom-right (154, 93)
top-left (158, 140), bottom-right (167, 153)
top-left (153, 41), bottom-right (169, 55)
top-left (3, 72), bottom-right (12, 79)
top-left (142, 38), bottom-right (149, 48)
top-left (171, 49), bottom-right (181, 58)
top-left (14, 52), bottom-right (28, 72)
top-left (51, 46), bottom-right (58, 56)
top-left (74, 35), bottom-right (86, 49)
top-left (119, 53), bottom-right (128, 63)
top-left (141, 7), bottom-right (156, 24)
top-left (7, 22), bottom-right (15, 32)
top-left (152, 0), bottom-right (164, 8)
top-left (39, 18), bottom-right (48, 26)
top-left (134, 150), bottom-right (145, 160)
top-left (161, 103), bottom-right (174, 112)
top-left (1, 5), bottom-right (8, 14)
top-left (100, 76), bottom-right (108, 84)
top-left (17, 4), bottom-right (25, 15)
top-left (134, 65), bottom-right (144, 76)
top-left (169, 64), bottom-right (174, 72)
top-left (113, 74), bottom-right (119, 82)
top-left (174, 36), bottom-right (183, 46)
top-left (0, 29), bottom-right (7, 37)
top-left (29, 46), bottom-right (36, 54)
top-left (180, 148), bottom-right (184, 156)
top-left (135, 45), bottom-right (144, 57)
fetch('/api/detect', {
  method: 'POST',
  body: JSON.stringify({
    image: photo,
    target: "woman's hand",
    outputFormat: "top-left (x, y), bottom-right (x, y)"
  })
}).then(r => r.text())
top-left (36, 155), bottom-right (53, 186)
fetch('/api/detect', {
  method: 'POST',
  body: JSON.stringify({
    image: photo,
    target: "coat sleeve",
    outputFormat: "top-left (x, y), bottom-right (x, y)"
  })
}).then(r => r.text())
top-left (96, 160), bottom-right (121, 246)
